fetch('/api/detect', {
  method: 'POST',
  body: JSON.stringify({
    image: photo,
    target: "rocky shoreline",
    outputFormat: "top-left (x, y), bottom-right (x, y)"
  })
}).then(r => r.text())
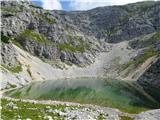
top-left (1, 95), bottom-right (134, 120)
top-left (1, 95), bottom-right (160, 120)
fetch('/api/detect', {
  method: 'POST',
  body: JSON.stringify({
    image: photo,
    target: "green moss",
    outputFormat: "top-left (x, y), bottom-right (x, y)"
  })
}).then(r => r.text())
top-left (65, 24), bottom-right (72, 31)
top-left (58, 35), bottom-right (88, 53)
top-left (151, 31), bottom-right (160, 41)
top-left (1, 63), bottom-right (22, 73)
top-left (123, 49), bottom-right (159, 69)
top-left (97, 113), bottom-right (106, 120)
top-left (102, 27), bottom-right (119, 36)
top-left (11, 38), bottom-right (23, 48)
top-left (1, 98), bottom-right (78, 120)
top-left (119, 14), bottom-right (131, 24)
top-left (1, 7), bottom-right (19, 14)
top-left (0, 65), bottom-right (8, 72)
top-left (129, 32), bottom-right (160, 49)
top-left (29, 4), bottom-right (43, 9)
top-left (18, 29), bottom-right (51, 45)
top-left (120, 115), bottom-right (134, 120)
top-left (134, 50), bottom-right (159, 64)
top-left (59, 44), bottom-right (76, 52)
top-left (1, 34), bottom-right (10, 43)
top-left (37, 13), bottom-right (57, 24)
top-left (27, 68), bottom-right (32, 77)
top-left (9, 84), bottom-right (17, 88)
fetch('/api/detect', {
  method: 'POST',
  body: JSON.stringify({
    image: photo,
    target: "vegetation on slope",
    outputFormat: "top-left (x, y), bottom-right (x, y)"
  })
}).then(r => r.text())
top-left (17, 29), bottom-right (51, 45)
top-left (31, 11), bottom-right (57, 24)
top-left (151, 31), bottom-right (160, 41)
top-left (1, 62), bottom-right (22, 73)
top-left (1, 33), bottom-right (10, 43)
top-left (119, 115), bottom-right (134, 120)
top-left (1, 99), bottom-right (64, 120)
top-left (58, 35), bottom-right (89, 53)
top-left (122, 48), bottom-right (160, 71)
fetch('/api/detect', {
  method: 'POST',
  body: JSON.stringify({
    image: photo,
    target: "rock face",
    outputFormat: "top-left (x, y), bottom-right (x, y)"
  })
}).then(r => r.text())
top-left (135, 109), bottom-right (160, 120)
top-left (1, 1), bottom-right (103, 67)
top-left (137, 57), bottom-right (160, 101)
top-left (1, 42), bottom-right (18, 68)
top-left (1, 1), bottom-right (160, 66)
top-left (58, 1), bottom-right (160, 43)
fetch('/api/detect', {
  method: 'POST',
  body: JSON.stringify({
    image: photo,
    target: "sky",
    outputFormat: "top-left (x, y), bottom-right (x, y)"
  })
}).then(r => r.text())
top-left (32, 0), bottom-right (157, 11)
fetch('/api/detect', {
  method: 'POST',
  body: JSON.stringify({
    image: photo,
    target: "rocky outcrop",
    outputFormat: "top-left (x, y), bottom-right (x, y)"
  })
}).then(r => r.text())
top-left (1, 42), bottom-right (18, 68)
top-left (1, 1), bottom-right (160, 67)
top-left (58, 1), bottom-right (160, 43)
top-left (1, 1), bottom-right (105, 66)
top-left (135, 109), bottom-right (160, 120)
top-left (137, 57), bottom-right (160, 102)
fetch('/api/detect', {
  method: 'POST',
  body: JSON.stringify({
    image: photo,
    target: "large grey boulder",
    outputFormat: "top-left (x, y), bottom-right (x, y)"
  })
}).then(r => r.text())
top-left (135, 109), bottom-right (160, 120)
top-left (1, 42), bottom-right (18, 68)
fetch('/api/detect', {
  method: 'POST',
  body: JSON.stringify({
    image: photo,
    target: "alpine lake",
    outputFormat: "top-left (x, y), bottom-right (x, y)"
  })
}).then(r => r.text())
top-left (5, 77), bottom-right (160, 113)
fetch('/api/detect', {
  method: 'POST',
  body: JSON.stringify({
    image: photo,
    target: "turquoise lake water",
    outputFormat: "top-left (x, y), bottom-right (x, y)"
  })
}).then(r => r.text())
top-left (5, 78), bottom-right (160, 113)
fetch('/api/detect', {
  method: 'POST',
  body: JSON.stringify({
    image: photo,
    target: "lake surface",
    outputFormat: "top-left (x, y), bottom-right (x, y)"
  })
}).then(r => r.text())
top-left (5, 78), bottom-right (160, 113)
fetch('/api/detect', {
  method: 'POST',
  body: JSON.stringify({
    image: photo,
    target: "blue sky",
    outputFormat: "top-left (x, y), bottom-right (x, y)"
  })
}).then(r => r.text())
top-left (32, 0), bottom-right (156, 11)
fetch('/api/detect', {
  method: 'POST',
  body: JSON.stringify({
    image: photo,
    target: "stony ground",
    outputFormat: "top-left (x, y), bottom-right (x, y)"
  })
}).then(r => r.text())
top-left (1, 96), bottom-right (135, 120)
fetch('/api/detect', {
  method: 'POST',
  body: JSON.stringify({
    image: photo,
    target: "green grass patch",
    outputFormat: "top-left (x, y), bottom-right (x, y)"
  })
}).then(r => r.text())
top-left (37, 13), bottom-right (57, 24)
top-left (64, 24), bottom-right (72, 31)
top-left (17, 29), bottom-right (51, 45)
top-left (151, 31), bottom-right (160, 41)
top-left (1, 62), bottom-right (22, 73)
top-left (123, 49), bottom-right (159, 69)
top-left (27, 68), bottom-right (32, 77)
top-left (1, 98), bottom-right (82, 120)
top-left (58, 43), bottom-right (86, 53)
top-left (8, 84), bottom-right (17, 88)
top-left (130, 32), bottom-right (160, 49)
top-left (120, 115), bottom-right (134, 120)
top-left (41, 15), bottom-right (57, 24)
top-left (139, 32), bottom-right (160, 46)
top-left (1, 7), bottom-right (19, 14)
top-left (101, 27), bottom-right (119, 36)
top-left (11, 38), bottom-right (23, 48)
top-left (59, 43), bottom-right (77, 52)
top-left (29, 4), bottom-right (43, 9)
top-left (131, 49), bottom-right (159, 66)
top-left (58, 34), bottom-right (89, 53)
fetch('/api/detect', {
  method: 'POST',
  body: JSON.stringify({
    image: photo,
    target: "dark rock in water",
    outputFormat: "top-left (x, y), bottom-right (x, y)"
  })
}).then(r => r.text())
top-left (137, 57), bottom-right (160, 102)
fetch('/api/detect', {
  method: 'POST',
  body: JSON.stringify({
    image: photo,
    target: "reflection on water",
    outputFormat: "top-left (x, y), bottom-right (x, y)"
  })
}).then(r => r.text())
top-left (5, 78), bottom-right (160, 113)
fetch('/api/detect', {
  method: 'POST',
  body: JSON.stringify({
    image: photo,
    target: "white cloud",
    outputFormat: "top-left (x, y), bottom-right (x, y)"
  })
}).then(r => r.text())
top-left (68, 0), bottom-right (110, 11)
top-left (42, 0), bottom-right (62, 10)
top-left (40, 0), bottom-right (157, 11)
top-left (66, 0), bottom-right (154, 11)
